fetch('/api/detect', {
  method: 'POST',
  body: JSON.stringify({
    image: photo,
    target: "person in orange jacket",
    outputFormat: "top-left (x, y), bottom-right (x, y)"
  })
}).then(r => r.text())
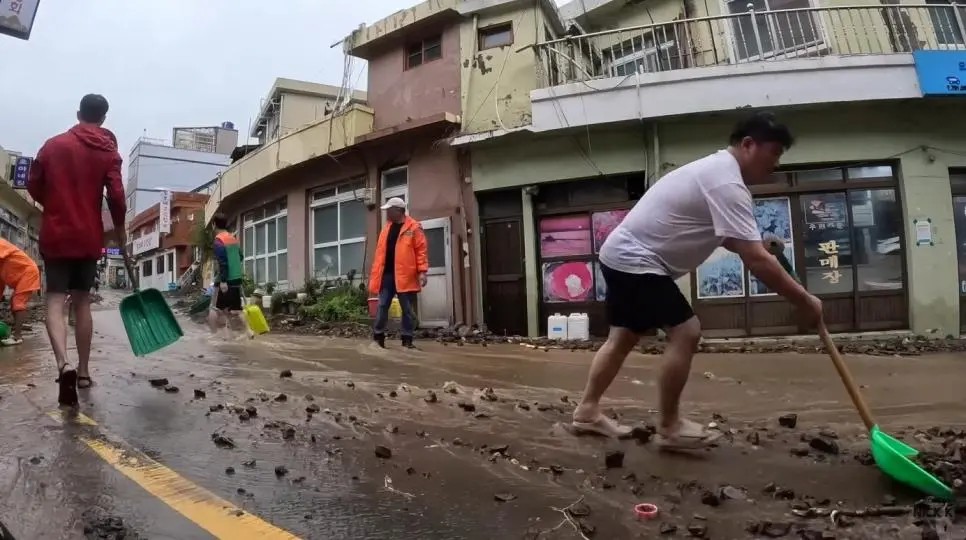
top-left (0, 238), bottom-right (41, 346)
top-left (369, 197), bottom-right (428, 349)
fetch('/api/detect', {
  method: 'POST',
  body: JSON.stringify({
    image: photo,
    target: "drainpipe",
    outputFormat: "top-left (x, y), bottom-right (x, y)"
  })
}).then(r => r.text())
top-left (650, 123), bottom-right (660, 188)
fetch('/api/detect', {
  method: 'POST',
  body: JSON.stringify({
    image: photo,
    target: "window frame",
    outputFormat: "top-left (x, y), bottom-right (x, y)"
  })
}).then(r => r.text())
top-left (309, 181), bottom-right (368, 280)
top-left (242, 200), bottom-right (289, 287)
top-left (722, 0), bottom-right (827, 62)
top-left (478, 22), bottom-right (514, 50)
top-left (405, 34), bottom-right (443, 70)
top-left (925, 0), bottom-right (966, 47)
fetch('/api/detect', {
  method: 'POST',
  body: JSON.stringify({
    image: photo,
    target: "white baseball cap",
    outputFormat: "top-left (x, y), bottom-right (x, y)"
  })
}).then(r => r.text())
top-left (380, 197), bottom-right (406, 210)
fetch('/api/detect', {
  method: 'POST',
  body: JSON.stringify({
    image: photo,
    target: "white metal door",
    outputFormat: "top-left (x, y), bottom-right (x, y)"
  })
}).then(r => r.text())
top-left (417, 217), bottom-right (452, 328)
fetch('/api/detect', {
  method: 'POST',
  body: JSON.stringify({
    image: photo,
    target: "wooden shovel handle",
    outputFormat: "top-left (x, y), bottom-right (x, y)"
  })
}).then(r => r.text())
top-left (119, 246), bottom-right (140, 291)
top-left (819, 325), bottom-right (876, 431)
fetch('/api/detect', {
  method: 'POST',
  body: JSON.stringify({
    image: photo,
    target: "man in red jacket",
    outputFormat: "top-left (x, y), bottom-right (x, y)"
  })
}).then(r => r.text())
top-left (27, 94), bottom-right (126, 407)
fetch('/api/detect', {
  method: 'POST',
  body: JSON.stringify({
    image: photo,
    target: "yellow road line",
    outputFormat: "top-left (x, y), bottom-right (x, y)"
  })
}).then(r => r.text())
top-left (49, 410), bottom-right (301, 539)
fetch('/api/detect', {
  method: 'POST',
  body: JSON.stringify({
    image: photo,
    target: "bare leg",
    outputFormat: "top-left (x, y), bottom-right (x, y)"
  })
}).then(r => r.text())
top-left (233, 310), bottom-right (255, 339)
top-left (658, 316), bottom-right (702, 430)
top-left (45, 292), bottom-right (70, 372)
top-left (71, 291), bottom-right (94, 379)
top-left (573, 326), bottom-right (640, 423)
top-left (207, 309), bottom-right (223, 333)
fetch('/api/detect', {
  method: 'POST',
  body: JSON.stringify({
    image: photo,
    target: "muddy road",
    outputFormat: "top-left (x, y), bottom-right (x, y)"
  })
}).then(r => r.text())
top-left (0, 292), bottom-right (963, 539)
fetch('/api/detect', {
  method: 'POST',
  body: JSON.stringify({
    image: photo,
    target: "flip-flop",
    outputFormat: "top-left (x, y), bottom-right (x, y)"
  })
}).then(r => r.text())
top-left (0, 337), bottom-right (23, 346)
top-left (570, 415), bottom-right (634, 438)
top-left (56, 367), bottom-right (78, 407)
top-left (77, 376), bottom-right (93, 389)
top-left (654, 418), bottom-right (721, 450)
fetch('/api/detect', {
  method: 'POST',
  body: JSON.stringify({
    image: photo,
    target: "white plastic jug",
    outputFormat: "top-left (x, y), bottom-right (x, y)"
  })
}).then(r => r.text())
top-left (567, 313), bottom-right (590, 341)
top-left (547, 313), bottom-right (568, 340)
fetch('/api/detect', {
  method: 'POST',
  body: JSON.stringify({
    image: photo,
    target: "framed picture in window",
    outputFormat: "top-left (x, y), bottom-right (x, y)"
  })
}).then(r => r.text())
top-left (540, 215), bottom-right (592, 258)
top-left (542, 261), bottom-right (594, 302)
top-left (750, 197), bottom-right (793, 296)
top-left (591, 209), bottom-right (630, 253)
top-left (696, 247), bottom-right (745, 299)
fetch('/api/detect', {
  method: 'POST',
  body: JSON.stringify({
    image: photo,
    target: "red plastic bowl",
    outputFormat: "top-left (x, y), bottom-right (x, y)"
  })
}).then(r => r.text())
top-left (634, 503), bottom-right (659, 520)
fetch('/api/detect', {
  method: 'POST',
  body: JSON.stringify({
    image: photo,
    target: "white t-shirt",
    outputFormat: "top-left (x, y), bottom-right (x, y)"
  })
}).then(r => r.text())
top-left (599, 149), bottom-right (761, 278)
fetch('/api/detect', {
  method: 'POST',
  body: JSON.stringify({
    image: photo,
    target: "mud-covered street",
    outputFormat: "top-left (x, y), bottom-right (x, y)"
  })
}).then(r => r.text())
top-left (0, 292), bottom-right (963, 539)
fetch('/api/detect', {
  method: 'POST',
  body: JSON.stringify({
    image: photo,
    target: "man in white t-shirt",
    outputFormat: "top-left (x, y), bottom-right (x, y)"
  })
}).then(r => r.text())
top-left (571, 112), bottom-right (824, 450)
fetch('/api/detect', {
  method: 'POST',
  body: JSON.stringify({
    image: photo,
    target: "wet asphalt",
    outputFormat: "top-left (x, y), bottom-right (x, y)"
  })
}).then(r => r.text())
top-left (0, 291), bottom-right (965, 539)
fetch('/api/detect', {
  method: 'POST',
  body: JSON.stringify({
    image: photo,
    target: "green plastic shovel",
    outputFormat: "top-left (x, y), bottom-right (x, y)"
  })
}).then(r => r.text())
top-left (119, 250), bottom-right (183, 356)
top-left (763, 235), bottom-right (954, 500)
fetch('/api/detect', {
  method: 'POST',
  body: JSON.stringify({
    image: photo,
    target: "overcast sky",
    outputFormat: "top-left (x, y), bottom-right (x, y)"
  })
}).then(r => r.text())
top-left (0, 0), bottom-right (476, 175)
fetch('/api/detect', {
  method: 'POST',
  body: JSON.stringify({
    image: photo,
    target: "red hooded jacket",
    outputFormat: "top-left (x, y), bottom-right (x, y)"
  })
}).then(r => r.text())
top-left (27, 124), bottom-right (126, 260)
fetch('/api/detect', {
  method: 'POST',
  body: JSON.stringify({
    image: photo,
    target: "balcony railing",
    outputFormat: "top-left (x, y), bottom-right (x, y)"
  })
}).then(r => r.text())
top-left (536, 3), bottom-right (966, 88)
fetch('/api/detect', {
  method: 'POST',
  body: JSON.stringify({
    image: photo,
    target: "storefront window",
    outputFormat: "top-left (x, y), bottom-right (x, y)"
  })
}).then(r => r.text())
top-left (801, 192), bottom-right (853, 294)
top-left (851, 189), bottom-right (903, 291)
top-left (243, 198), bottom-right (288, 286)
top-left (310, 182), bottom-right (366, 280)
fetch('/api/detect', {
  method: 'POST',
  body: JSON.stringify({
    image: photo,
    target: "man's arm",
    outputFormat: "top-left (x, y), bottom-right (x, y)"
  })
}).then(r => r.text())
top-left (26, 145), bottom-right (46, 205)
top-left (722, 238), bottom-right (813, 305)
top-left (104, 153), bottom-right (127, 239)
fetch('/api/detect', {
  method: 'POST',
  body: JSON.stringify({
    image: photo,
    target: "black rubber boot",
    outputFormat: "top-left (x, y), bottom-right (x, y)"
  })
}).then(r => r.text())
top-left (401, 335), bottom-right (416, 349)
top-left (373, 333), bottom-right (386, 348)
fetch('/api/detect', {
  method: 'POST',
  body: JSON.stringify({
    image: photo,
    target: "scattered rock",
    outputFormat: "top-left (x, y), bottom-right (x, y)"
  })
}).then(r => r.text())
top-left (659, 523), bottom-right (677, 535)
top-left (517, 402), bottom-right (530, 411)
top-left (791, 447), bottom-right (810, 457)
top-left (425, 391), bottom-right (438, 403)
top-left (567, 502), bottom-right (591, 518)
top-left (494, 493), bottom-right (517, 502)
top-left (280, 370), bottom-right (293, 378)
top-left (385, 424), bottom-right (399, 434)
top-left (304, 395), bottom-right (314, 401)
top-left (490, 444), bottom-right (509, 454)
top-left (306, 403), bottom-right (321, 414)
top-left (149, 378), bottom-right (168, 387)
top-left (346, 381), bottom-right (355, 388)
top-left (375, 445), bottom-right (392, 459)
top-left (242, 459), bottom-right (256, 468)
top-left (225, 466), bottom-right (235, 475)
top-left (238, 412), bottom-right (251, 421)
top-left (809, 437), bottom-right (840, 454)
top-left (720, 486), bottom-right (747, 500)
top-left (687, 522), bottom-right (708, 537)
top-left (746, 520), bottom-right (792, 538)
top-left (854, 451), bottom-right (875, 465)
top-left (282, 427), bottom-right (296, 440)
top-left (700, 490), bottom-right (721, 507)
top-left (778, 414), bottom-right (798, 428)
top-left (443, 381), bottom-right (460, 394)
top-left (209, 404), bottom-right (224, 412)
top-left (245, 405), bottom-right (258, 417)
top-left (274, 465), bottom-right (288, 477)
top-left (193, 389), bottom-right (206, 399)
top-left (480, 387), bottom-right (498, 402)
top-left (457, 401), bottom-right (476, 412)
top-left (604, 450), bottom-right (625, 469)
top-left (163, 385), bottom-right (179, 393)
top-left (274, 393), bottom-right (288, 402)
top-left (211, 432), bottom-right (236, 449)
top-left (389, 390), bottom-right (398, 398)
top-left (747, 431), bottom-right (761, 445)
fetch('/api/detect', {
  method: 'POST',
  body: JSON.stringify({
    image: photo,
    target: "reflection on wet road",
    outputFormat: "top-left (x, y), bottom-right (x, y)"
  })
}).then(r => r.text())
top-left (1, 291), bottom-right (965, 538)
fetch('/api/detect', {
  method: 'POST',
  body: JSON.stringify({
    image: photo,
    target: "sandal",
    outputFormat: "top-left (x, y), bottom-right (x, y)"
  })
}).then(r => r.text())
top-left (0, 337), bottom-right (23, 346)
top-left (77, 376), bottom-right (93, 389)
top-left (654, 418), bottom-right (721, 450)
top-left (570, 414), bottom-right (634, 438)
top-left (56, 366), bottom-right (78, 407)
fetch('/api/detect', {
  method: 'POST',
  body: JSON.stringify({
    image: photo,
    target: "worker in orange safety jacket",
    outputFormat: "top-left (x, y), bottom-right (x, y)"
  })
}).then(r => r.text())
top-left (0, 238), bottom-right (41, 346)
top-left (368, 197), bottom-right (428, 349)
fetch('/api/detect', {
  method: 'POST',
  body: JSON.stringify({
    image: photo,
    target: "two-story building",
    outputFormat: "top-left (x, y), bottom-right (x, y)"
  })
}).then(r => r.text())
top-left (129, 192), bottom-right (208, 292)
top-left (453, 0), bottom-right (966, 339)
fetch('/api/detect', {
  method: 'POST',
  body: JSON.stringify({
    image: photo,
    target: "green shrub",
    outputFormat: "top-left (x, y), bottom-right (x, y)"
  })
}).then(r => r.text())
top-left (301, 284), bottom-right (368, 323)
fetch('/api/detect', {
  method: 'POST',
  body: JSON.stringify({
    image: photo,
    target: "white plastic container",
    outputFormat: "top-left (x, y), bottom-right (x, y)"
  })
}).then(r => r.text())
top-left (547, 313), bottom-right (568, 340)
top-left (261, 294), bottom-right (272, 309)
top-left (567, 313), bottom-right (590, 341)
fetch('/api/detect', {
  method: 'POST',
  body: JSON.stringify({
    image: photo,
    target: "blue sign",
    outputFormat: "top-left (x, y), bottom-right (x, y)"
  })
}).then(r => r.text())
top-left (913, 50), bottom-right (966, 96)
top-left (12, 157), bottom-right (31, 188)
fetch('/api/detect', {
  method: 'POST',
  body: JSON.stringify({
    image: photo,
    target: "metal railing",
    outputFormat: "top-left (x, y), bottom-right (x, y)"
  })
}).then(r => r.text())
top-left (536, 3), bottom-right (966, 88)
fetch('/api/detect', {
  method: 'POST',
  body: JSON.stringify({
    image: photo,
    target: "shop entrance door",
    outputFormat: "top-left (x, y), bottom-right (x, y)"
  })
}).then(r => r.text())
top-left (951, 172), bottom-right (966, 333)
top-left (481, 218), bottom-right (527, 336)
top-left (417, 217), bottom-right (452, 328)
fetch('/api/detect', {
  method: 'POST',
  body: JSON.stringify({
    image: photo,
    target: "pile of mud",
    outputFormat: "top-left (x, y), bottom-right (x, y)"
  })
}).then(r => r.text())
top-left (914, 428), bottom-right (966, 497)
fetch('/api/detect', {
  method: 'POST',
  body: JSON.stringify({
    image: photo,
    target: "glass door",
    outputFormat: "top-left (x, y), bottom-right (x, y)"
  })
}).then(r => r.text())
top-left (416, 217), bottom-right (452, 328)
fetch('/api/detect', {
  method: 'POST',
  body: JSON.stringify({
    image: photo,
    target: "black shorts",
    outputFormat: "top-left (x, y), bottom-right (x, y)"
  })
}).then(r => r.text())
top-left (600, 263), bottom-right (694, 334)
top-left (214, 282), bottom-right (244, 312)
top-left (44, 259), bottom-right (98, 294)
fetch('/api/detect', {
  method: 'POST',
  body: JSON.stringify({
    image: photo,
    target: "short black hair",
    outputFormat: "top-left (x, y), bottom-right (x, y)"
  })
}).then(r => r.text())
top-left (729, 111), bottom-right (794, 150)
top-left (79, 94), bottom-right (109, 123)
top-left (212, 213), bottom-right (229, 230)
